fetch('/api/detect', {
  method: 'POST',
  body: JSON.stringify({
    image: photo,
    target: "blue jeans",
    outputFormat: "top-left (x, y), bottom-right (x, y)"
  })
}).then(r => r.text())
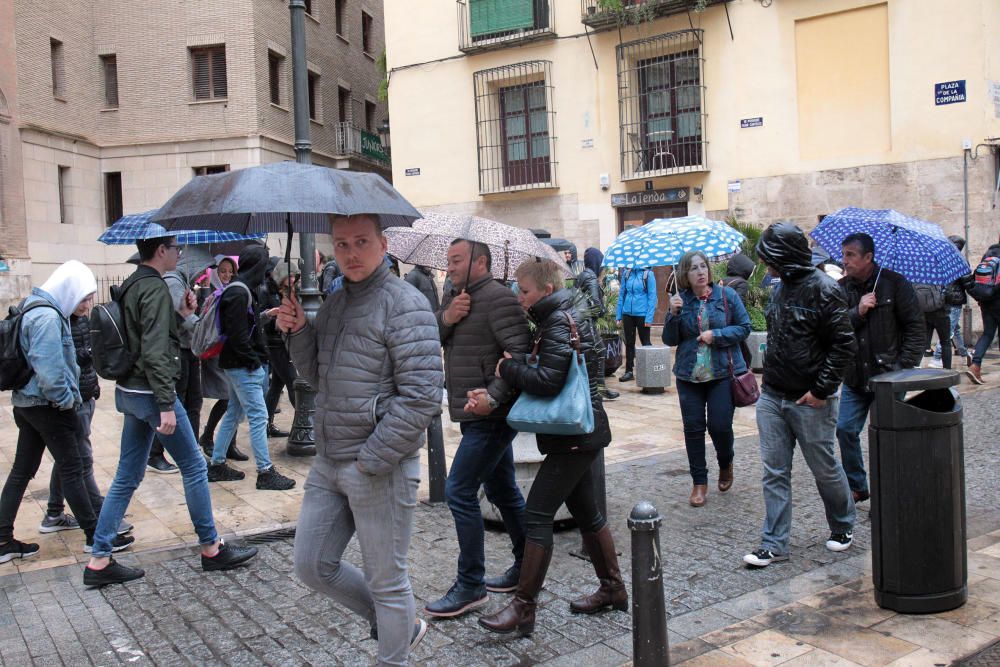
top-left (445, 420), bottom-right (526, 590)
top-left (676, 378), bottom-right (735, 485)
top-left (756, 391), bottom-right (855, 555)
top-left (92, 389), bottom-right (218, 557)
top-left (211, 366), bottom-right (271, 471)
top-left (835, 384), bottom-right (874, 494)
top-left (972, 303), bottom-right (1000, 366)
top-left (934, 306), bottom-right (968, 359)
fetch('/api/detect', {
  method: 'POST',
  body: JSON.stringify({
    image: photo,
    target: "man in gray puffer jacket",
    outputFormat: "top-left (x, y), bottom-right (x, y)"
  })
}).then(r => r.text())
top-left (281, 214), bottom-right (443, 667)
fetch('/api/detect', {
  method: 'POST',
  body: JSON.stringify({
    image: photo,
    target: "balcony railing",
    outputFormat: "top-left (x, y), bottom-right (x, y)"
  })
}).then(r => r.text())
top-left (334, 122), bottom-right (390, 166)
top-left (458, 0), bottom-right (555, 54)
top-left (582, 0), bottom-right (729, 31)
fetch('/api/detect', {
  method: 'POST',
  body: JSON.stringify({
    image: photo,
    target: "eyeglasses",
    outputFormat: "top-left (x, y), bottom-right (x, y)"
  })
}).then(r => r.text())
top-left (164, 244), bottom-right (183, 255)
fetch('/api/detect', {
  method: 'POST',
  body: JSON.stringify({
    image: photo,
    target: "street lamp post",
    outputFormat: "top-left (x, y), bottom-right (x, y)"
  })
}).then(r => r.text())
top-left (286, 0), bottom-right (318, 456)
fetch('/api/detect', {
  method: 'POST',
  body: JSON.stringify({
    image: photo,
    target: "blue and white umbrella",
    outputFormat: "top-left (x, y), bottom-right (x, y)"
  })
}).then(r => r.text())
top-left (810, 208), bottom-right (969, 285)
top-left (98, 210), bottom-right (267, 246)
top-left (601, 215), bottom-right (746, 269)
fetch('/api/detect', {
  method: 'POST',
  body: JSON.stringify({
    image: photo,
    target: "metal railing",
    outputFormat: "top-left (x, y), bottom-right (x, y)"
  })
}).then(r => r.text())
top-left (457, 0), bottom-right (555, 54)
top-left (581, 0), bottom-right (728, 31)
top-left (96, 275), bottom-right (130, 303)
top-left (333, 121), bottom-right (391, 166)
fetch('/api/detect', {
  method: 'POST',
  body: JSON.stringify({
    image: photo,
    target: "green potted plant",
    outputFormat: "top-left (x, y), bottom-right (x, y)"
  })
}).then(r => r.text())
top-left (595, 278), bottom-right (623, 376)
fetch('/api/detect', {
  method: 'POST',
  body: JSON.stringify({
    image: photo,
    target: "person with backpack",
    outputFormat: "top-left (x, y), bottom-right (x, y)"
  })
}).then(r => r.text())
top-left (0, 261), bottom-right (135, 563)
top-left (837, 233), bottom-right (924, 504)
top-left (913, 282), bottom-right (951, 369)
top-left (205, 246), bottom-right (295, 490)
top-left (932, 236), bottom-right (972, 368)
top-left (38, 292), bottom-right (134, 538)
top-left (585, 247), bottom-right (619, 401)
top-left (83, 237), bottom-right (258, 586)
top-left (965, 235), bottom-right (1000, 384)
top-left (615, 266), bottom-right (657, 382)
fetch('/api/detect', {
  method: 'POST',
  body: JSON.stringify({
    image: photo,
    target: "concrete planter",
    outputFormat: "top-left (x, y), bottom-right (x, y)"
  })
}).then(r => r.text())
top-left (748, 331), bottom-right (768, 371)
top-left (479, 431), bottom-right (572, 523)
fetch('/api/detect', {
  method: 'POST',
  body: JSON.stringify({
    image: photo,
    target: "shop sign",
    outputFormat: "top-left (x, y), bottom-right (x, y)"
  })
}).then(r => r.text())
top-left (611, 188), bottom-right (688, 208)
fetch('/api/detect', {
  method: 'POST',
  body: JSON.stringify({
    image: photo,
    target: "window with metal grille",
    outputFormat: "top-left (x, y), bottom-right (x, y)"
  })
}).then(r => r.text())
top-left (474, 61), bottom-right (556, 193)
top-left (458, 0), bottom-right (552, 53)
top-left (193, 165), bottom-right (230, 176)
top-left (362, 12), bottom-right (373, 54)
top-left (268, 51), bottom-right (283, 105)
top-left (335, 0), bottom-right (345, 36)
top-left (101, 55), bottom-right (118, 108)
top-left (104, 172), bottom-right (123, 226)
top-left (308, 71), bottom-right (320, 120)
top-left (617, 29), bottom-right (707, 179)
top-left (191, 46), bottom-right (227, 100)
top-left (50, 39), bottom-right (65, 98)
top-left (57, 166), bottom-right (69, 223)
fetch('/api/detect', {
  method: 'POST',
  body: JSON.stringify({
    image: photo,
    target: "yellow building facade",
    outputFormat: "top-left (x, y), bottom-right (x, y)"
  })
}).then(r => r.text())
top-left (385, 0), bottom-right (1000, 260)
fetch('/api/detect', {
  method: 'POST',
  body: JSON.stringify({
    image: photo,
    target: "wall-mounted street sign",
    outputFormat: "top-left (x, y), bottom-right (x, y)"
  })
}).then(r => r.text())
top-left (361, 130), bottom-right (389, 162)
top-left (935, 80), bottom-right (967, 106)
top-left (611, 187), bottom-right (688, 207)
top-left (404, 168), bottom-right (421, 176)
top-left (740, 117), bottom-right (764, 129)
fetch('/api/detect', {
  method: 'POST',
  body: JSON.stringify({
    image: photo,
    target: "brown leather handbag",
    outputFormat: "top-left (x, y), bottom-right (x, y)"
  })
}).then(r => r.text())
top-left (722, 289), bottom-right (760, 407)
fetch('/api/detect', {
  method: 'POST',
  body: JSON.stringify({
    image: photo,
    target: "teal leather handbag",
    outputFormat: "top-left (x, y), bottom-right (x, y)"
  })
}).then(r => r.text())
top-left (507, 312), bottom-right (595, 436)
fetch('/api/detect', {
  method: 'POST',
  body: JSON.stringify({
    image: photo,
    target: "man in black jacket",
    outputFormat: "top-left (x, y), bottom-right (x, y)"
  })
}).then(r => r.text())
top-left (425, 239), bottom-right (531, 619)
top-left (404, 265), bottom-right (440, 311)
top-left (836, 233), bottom-right (924, 503)
top-left (206, 246), bottom-right (295, 490)
top-left (743, 222), bottom-right (857, 568)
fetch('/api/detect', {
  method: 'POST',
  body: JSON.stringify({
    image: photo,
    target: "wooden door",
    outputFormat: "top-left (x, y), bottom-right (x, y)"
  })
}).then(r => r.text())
top-left (617, 204), bottom-right (687, 324)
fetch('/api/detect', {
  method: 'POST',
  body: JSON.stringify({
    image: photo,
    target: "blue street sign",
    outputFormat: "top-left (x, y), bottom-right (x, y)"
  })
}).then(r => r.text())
top-left (740, 117), bottom-right (764, 129)
top-left (935, 80), bottom-right (967, 106)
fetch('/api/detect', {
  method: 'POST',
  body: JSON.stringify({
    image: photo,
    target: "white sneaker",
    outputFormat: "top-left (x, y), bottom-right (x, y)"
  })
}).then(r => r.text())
top-left (826, 532), bottom-right (854, 552)
top-left (743, 549), bottom-right (788, 568)
top-left (927, 358), bottom-right (943, 369)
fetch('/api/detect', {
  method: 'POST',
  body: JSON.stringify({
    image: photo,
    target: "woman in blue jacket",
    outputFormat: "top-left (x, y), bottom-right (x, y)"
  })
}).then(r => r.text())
top-left (662, 251), bottom-right (751, 507)
top-left (615, 267), bottom-right (657, 381)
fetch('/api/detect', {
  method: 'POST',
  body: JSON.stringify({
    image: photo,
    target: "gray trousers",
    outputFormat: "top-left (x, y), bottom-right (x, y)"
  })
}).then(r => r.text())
top-left (293, 455), bottom-right (420, 667)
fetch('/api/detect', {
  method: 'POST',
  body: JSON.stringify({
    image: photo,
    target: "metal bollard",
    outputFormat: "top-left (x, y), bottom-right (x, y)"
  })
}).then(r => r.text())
top-left (286, 377), bottom-right (317, 457)
top-left (426, 413), bottom-right (446, 504)
top-left (629, 501), bottom-right (669, 667)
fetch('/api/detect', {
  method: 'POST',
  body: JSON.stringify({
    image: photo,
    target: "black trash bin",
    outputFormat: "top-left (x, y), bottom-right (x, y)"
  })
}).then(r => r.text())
top-left (869, 368), bottom-right (966, 613)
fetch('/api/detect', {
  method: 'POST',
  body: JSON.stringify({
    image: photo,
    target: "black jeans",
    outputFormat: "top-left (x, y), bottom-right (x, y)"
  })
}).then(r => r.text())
top-left (152, 349), bottom-right (203, 459)
top-left (202, 399), bottom-right (229, 441)
top-left (924, 310), bottom-right (952, 369)
top-left (1, 406), bottom-right (97, 542)
top-left (47, 399), bottom-right (103, 516)
top-left (621, 314), bottom-right (651, 373)
top-left (265, 343), bottom-right (297, 421)
top-left (525, 449), bottom-right (606, 548)
top-left (676, 378), bottom-right (735, 485)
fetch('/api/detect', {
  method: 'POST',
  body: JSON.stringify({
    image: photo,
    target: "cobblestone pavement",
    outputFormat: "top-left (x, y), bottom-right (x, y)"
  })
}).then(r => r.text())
top-left (1, 375), bottom-right (998, 665)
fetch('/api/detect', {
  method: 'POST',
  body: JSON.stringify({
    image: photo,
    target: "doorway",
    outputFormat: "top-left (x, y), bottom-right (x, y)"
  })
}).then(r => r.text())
top-left (616, 203), bottom-right (687, 324)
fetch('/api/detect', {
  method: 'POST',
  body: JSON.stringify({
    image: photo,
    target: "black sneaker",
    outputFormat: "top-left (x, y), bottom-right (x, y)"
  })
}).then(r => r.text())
top-left (256, 467), bottom-right (295, 491)
top-left (39, 512), bottom-right (80, 533)
top-left (0, 539), bottom-right (40, 564)
top-left (207, 462), bottom-right (246, 482)
top-left (370, 618), bottom-right (428, 650)
top-left (743, 548), bottom-right (789, 568)
top-left (146, 455), bottom-right (179, 474)
top-left (599, 387), bottom-right (620, 401)
top-left (83, 557), bottom-right (144, 587)
top-left (201, 541), bottom-right (258, 572)
top-left (199, 434), bottom-right (215, 458)
top-left (424, 583), bottom-right (489, 618)
top-left (826, 531), bottom-right (854, 552)
top-left (226, 441), bottom-right (249, 462)
top-left (267, 423), bottom-right (290, 438)
top-left (485, 565), bottom-right (520, 593)
top-left (619, 371), bottom-right (635, 382)
top-left (84, 533), bottom-right (135, 554)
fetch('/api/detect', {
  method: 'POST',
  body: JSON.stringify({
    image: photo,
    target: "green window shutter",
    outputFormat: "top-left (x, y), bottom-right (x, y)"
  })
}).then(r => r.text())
top-left (470, 0), bottom-right (534, 37)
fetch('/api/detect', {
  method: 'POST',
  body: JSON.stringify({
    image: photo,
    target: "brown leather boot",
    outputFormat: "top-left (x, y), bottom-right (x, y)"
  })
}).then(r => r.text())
top-left (966, 364), bottom-right (985, 385)
top-left (689, 484), bottom-right (708, 507)
top-left (718, 464), bottom-right (734, 492)
top-left (479, 542), bottom-right (552, 636)
top-left (570, 525), bottom-right (628, 614)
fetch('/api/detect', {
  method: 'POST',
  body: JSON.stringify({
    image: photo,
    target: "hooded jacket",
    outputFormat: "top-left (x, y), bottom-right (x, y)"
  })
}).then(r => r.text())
top-left (839, 262), bottom-right (924, 390)
top-left (720, 253), bottom-right (755, 304)
top-left (72, 313), bottom-right (99, 402)
top-left (616, 267), bottom-right (658, 324)
top-left (14, 260), bottom-right (97, 410)
top-left (498, 289), bottom-right (611, 454)
top-left (404, 266), bottom-right (440, 312)
top-left (566, 243), bottom-right (602, 319)
top-left (756, 223), bottom-right (856, 400)
top-left (288, 261), bottom-right (444, 475)
top-left (584, 247), bottom-right (604, 277)
top-left (163, 246), bottom-right (215, 350)
top-left (219, 245), bottom-right (269, 370)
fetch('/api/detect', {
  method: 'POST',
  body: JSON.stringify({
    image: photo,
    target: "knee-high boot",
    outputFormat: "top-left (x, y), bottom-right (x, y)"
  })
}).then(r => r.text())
top-left (569, 525), bottom-right (628, 614)
top-left (478, 541), bottom-right (552, 637)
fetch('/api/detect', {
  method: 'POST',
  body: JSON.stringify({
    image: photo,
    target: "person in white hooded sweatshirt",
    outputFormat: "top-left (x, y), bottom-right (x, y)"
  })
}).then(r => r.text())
top-left (0, 261), bottom-right (135, 563)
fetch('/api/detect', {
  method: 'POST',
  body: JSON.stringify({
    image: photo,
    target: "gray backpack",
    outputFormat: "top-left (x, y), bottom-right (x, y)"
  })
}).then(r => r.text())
top-left (190, 281), bottom-right (253, 360)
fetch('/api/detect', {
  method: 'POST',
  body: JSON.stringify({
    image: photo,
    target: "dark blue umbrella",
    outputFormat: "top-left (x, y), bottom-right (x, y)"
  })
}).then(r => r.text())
top-left (98, 210), bottom-right (266, 245)
top-left (810, 208), bottom-right (969, 285)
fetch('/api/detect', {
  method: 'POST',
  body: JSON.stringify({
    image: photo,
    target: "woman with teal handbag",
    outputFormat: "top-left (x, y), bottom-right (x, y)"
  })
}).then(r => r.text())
top-left (479, 259), bottom-right (625, 637)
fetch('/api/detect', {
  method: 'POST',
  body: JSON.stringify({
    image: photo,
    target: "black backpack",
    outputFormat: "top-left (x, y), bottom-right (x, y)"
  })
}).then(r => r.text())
top-left (90, 274), bottom-right (160, 381)
top-left (0, 300), bottom-right (60, 391)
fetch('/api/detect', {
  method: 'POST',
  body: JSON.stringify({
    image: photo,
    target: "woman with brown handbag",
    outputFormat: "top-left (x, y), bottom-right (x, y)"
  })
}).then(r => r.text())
top-left (663, 250), bottom-right (752, 507)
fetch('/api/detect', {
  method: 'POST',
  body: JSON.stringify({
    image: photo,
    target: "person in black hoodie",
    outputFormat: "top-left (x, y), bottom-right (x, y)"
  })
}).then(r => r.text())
top-left (261, 259), bottom-right (298, 436)
top-left (720, 253), bottom-right (756, 367)
top-left (206, 246), bottom-right (295, 490)
top-left (479, 258), bottom-right (625, 637)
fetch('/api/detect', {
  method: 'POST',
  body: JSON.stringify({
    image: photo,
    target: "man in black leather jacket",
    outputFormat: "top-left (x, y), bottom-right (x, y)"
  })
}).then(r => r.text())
top-left (836, 233), bottom-right (923, 503)
top-left (743, 222), bottom-right (857, 568)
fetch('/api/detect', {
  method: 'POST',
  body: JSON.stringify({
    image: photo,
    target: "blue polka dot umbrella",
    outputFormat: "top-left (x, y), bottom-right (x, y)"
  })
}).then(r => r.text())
top-left (810, 208), bottom-right (970, 285)
top-left (601, 215), bottom-right (746, 269)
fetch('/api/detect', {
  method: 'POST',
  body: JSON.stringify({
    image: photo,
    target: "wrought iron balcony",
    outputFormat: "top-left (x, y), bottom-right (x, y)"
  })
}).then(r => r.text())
top-left (458, 0), bottom-right (555, 54)
top-left (582, 0), bottom-right (729, 31)
top-left (334, 122), bottom-right (391, 166)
